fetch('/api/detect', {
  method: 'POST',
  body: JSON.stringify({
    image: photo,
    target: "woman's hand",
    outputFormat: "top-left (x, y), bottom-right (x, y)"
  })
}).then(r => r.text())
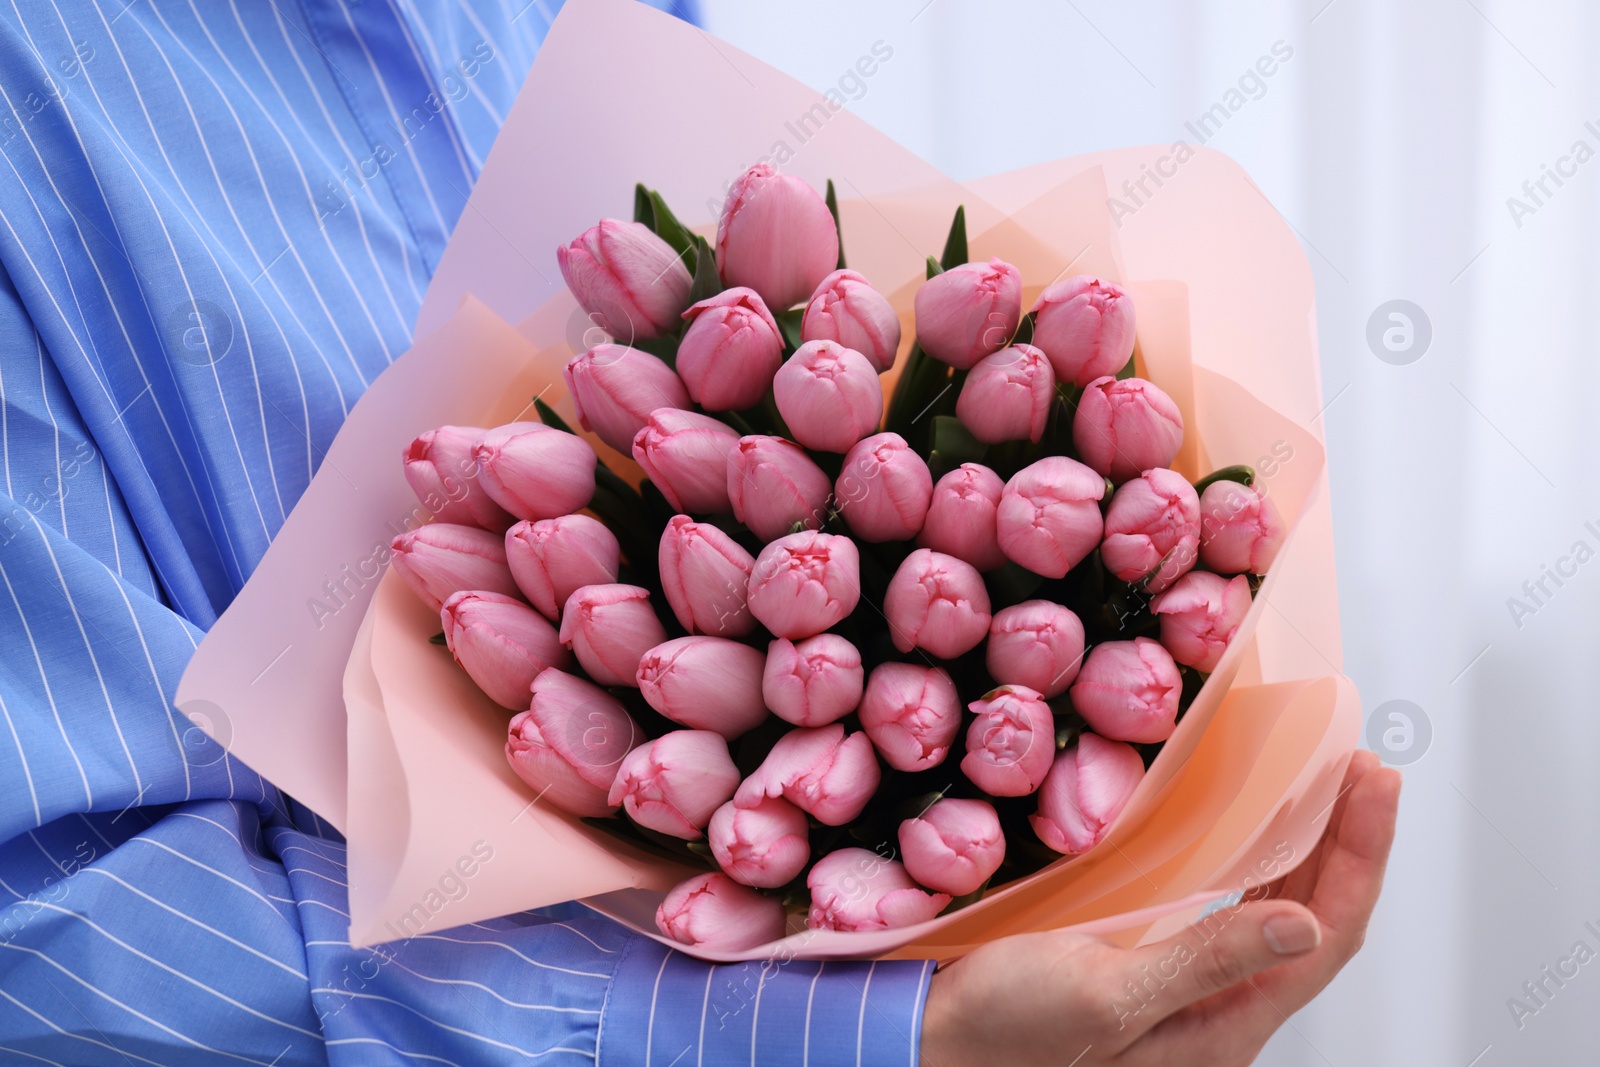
top-left (919, 749), bottom-right (1401, 1067)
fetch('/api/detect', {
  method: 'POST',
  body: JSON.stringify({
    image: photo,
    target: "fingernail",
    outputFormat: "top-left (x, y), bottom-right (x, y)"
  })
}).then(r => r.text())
top-left (1263, 914), bottom-right (1320, 955)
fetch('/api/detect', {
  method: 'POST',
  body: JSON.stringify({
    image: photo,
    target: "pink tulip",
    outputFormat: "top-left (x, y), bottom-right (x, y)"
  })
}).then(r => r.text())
top-left (917, 463), bottom-right (1006, 572)
top-left (403, 426), bottom-right (512, 532)
top-left (564, 344), bottom-right (691, 454)
top-left (801, 268), bottom-right (902, 372)
top-left (608, 730), bottom-right (740, 839)
top-left (898, 798), bottom-right (1005, 897)
top-left (441, 590), bottom-right (571, 709)
top-left (1069, 637), bottom-right (1181, 744)
top-left (636, 636), bottom-right (768, 739)
top-left (658, 515), bottom-right (755, 638)
top-left (955, 344), bottom-right (1054, 444)
top-left (1150, 571), bottom-right (1252, 673)
top-left (556, 218), bottom-right (693, 342)
top-left (505, 514), bottom-right (620, 620)
top-left (676, 287), bottom-right (784, 412)
top-left (707, 796), bottom-right (811, 888)
top-left (834, 432), bottom-right (933, 543)
top-left (391, 523), bottom-right (521, 612)
top-left (632, 409), bottom-right (740, 514)
top-left (1029, 275), bottom-right (1136, 387)
top-left (772, 340), bottom-right (883, 454)
top-left (996, 456), bottom-right (1107, 578)
top-left (734, 724), bottom-right (880, 826)
top-left (913, 258), bottom-right (1022, 369)
top-left (1073, 376), bottom-right (1184, 484)
top-left (762, 634), bottom-right (864, 728)
top-left (986, 600), bottom-right (1086, 699)
top-left (507, 669), bottom-right (641, 817)
top-left (657, 872), bottom-right (788, 951)
top-left (1198, 480), bottom-right (1288, 575)
top-left (857, 663), bottom-right (961, 772)
top-left (884, 549), bottom-right (992, 659)
top-left (716, 163), bottom-right (840, 310)
top-left (747, 531), bottom-right (860, 639)
top-left (1101, 468), bottom-right (1200, 594)
top-left (471, 422), bottom-right (597, 521)
top-left (558, 584), bottom-right (668, 687)
top-left (960, 685), bottom-right (1056, 797)
top-left (806, 849), bottom-right (950, 932)
top-left (726, 434), bottom-right (833, 542)
top-left (1030, 732), bottom-right (1145, 855)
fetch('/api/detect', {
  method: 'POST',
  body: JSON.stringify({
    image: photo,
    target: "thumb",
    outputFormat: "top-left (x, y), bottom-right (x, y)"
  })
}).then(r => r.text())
top-left (1110, 900), bottom-right (1322, 1034)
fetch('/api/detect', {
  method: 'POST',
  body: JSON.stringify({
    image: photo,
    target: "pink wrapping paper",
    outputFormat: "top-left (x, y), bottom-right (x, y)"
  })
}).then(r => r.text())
top-left (176, 0), bottom-right (1355, 962)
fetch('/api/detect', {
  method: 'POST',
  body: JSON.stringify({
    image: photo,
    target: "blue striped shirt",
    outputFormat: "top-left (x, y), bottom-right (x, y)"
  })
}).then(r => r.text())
top-left (0, 2), bottom-right (933, 1062)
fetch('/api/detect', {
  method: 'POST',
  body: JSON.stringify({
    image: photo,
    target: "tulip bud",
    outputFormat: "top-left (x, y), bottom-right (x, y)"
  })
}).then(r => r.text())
top-left (801, 269), bottom-right (902, 372)
top-left (834, 432), bottom-right (933, 543)
top-left (558, 584), bottom-right (668, 687)
top-left (955, 344), bottom-right (1054, 444)
top-left (676, 287), bottom-right (784, 412)
top-left (726, 434), bottom-right (833, 542)
top-left (1069, 637), bottom-right (1181, 743)
top-left (806, 848), bottom-right (950, 932)
top-left (762, 634), bottom-right (864, 728)
top-left (505, 514), bottom-right (620, 620)
top-left (1150, 571), bottom-right (1252, 673)
top-left (707, 796), bottom-right (810, 888)
top-left (996, 456), bottom-right (1106, 579)
top-left (1198, 479), bottom-right (1287, 575)
top-left (608, 729), bottom-right (740, 839)
top-left (918, 463), bottom-right (1006, 572)
top-left (747, 531), bottom-right (860, 639)
top-left (637, 636), bottom-right (768, 739)
top-left (772, 340), bottom-right (883, 454)
top-left (506, 669), bottom-right (641, 817)
top-left (658, 515), bottom-right (755, 638)
top-left (391, 523), bottom-right (521, 612)
top-left (986, 600), bottom-right (1086, 699)
top-left (912, 258), bottom-right (1022, 369)
top-left (441, 590), bottom-right (570, 709)
top-left (734, 723), bottom-right (881, 826)
top-left (632, 409), bottom-right (740, 515)
top-left (1029, 275), bottom-right (1136, 387)
top-left (960, 685), bottom-right (1055, 797)
top-left (716, 163), bottom-right (840, 310)
top-left (657, 872), bottom-right (788, 951)
top-left (898, 798), bottom-right (1005, 897)
top-left (884, 548), bottom-right (992, 659)
top-left (1101, 468), bottom-right (1200, 594)
top-left (1072, 376), bottom-right (1184, 484)
top-left (564, 344), bottom-right (691, 454)
top-left (471, 422), bottom-right (597, 521)
top-left (1030, 732), bottom-right (1145, 855)
top-left (557, 218), bottom-right (693, 341)
top-left (403, 426), bottom-right (512, 531)
top-left (857, 662), bottom-right (961, 772)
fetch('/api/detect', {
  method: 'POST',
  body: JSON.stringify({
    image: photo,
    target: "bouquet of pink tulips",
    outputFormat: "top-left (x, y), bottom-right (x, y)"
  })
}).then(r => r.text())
top-left (388, 163), bottom-right (1288, 952)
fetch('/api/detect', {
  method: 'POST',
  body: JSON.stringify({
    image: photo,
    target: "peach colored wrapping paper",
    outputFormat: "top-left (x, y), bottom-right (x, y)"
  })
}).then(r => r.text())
top-left (175, 0), bottom-right (1356, 962)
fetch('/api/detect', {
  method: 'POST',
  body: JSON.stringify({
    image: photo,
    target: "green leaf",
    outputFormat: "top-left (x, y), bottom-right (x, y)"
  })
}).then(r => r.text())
top-left (1115, 352), bottom-right (1138, 380)
top-left (533, 397), bottom-right (574, 436)
top-left (647, 190), bottom-right (695, 267)
top-left (633, 183), bottom-right (653, 226)
top-left (928, 415), bottom-right (986, 478)
top-left (428, 631), bottom-right (448, 646)
top-left (776, 307), bottom-right (805, 352)
top-left (825, 178), bottom-right (846, 270)
top-left (687, 234), bottom-right (720, 304)
top-left (925, 255), bottom-right (944, 280)
top-left (1192, 464), bottom-right (1256, 494)
top-left (1011, 310), bottom-right (1035, 347)
top-left (939, 204), bottom-right (967, 270)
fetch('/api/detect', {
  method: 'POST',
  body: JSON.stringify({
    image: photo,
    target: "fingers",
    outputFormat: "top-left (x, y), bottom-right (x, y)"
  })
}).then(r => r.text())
top-left (1303, 754), bottom-right (1401, 943)
top-left (1110, 898), bottom-right (1323, 1035)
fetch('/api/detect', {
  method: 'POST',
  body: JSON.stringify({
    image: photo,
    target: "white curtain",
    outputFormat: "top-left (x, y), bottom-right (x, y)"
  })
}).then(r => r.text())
top-left (700, 2), bottom-right (1600, 1063)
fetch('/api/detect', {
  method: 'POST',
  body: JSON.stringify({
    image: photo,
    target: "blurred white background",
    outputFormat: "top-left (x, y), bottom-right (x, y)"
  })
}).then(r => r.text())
top-left (698, 1), bottom-right (1600, 1064)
